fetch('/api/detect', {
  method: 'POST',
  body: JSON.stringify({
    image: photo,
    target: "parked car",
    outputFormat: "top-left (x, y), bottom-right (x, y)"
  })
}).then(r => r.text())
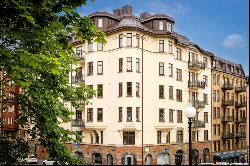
top-left (24, 154), bottom-right (38, 164)
top-left (43, 160), bottom-right (58, 165)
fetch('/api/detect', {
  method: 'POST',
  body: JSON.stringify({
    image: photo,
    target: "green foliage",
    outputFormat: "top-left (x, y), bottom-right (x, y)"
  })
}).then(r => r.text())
top-left (0, 0), bottom-right (105, 164)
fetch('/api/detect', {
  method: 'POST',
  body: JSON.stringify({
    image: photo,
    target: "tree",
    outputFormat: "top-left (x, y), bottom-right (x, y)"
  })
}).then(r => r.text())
top-left (0, 0), bottom-right (105, 164)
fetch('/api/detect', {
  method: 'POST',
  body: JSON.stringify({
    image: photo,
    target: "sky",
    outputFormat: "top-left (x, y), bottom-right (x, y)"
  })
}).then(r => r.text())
top-left (77, 0), bottom-right (249, 75)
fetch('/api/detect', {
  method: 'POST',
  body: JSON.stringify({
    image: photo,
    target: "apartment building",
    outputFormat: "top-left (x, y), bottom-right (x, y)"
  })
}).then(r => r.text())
top-left (211, 56), bottom-right (248, 163)
top-left (62, 5), bottom-right (213, 165)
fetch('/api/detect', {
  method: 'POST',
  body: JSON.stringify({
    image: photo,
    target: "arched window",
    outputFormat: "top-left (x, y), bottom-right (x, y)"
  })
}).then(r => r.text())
top-left (74, 150), bottom-right (84, 158)
top-left (92, 152), bottom-right (102, 164)
top-left (121, 154), bottom-right (136, 165)
top-left (107, 154), bottom-right (113, 165)
top-left (203, 148), bottom-right (210, 163)
top-left (145, 154), bottom-right (152, 165)
top-left (175, 150), bottom-right (183, 165)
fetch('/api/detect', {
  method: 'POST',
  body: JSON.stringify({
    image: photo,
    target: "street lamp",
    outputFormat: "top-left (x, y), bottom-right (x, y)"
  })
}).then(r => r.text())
top-left (185, 106), bottom-right (196, 165)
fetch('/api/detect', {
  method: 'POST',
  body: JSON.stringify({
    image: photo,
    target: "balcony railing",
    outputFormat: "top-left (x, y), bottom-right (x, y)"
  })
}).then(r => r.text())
top-left (222, 82), bottom-right (234, 90)
top-left (191, 120), bottom-right (205, 128)
top-left (235, 117), bottom-right (246, 123)
top-left (221, 116), bottom-right (234, 123)
top-left (222, 132), bottom-right (234, 139)
top-left (191, 100), bottom-right (205, 109)
top-left (188, 80), bottom-right (205, 89)
top-left (235, 132), bottom-right (246, 138)
top-left (235, 86), bottom-right (246, 93)
top-left (71, 75), bottom-right (85, 84)
top-left (188, 60), bottom-right (205, 70)
top-left (71, 119), bottom-right (85, 127)
top-left (221, 99), bottom-right (234, 107)
top-left (235, 101), bottom-right (247, 108)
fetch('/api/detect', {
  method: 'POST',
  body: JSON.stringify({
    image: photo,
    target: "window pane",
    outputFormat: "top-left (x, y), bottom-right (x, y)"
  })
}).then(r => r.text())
top-left (127, 82), bottom-right (132, 96)
top-left (159, 40), bottom-right (164, 52)
top-left (97, 108), bottom-right (103, 122)
top-left (97, 84), bottom-right (103, 98)
top-left (127, 33), bottom-right (132, 47)
top-left (98, 19), bottom-right (103, 27)
top-left (136, 58), bottom-right (140, 72)
top-left (119, 58), bottom-right (123, 72)
top-left (97, 61), bottom-right (103, 75)
top-left (159, 21), bottom-right (163, 30)
top-left (127, 57), bottom-right (132, 71)
top-left (127, 107), bottom-right (132, 122)
top-left (159, 62), bottom-right (164, 75)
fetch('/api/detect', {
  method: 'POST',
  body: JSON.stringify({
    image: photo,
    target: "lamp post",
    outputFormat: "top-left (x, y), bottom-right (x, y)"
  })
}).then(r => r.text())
top-left (185, 106), bottom-right (196, 165)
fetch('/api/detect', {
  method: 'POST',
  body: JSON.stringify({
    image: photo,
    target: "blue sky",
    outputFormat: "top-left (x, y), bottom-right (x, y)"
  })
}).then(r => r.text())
top-left (77, 0), bottom-right (249, 75)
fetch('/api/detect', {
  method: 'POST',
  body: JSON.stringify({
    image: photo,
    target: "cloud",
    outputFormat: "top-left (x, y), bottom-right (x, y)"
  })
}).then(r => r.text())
top-left (223, 34), bottom-right (245, 48)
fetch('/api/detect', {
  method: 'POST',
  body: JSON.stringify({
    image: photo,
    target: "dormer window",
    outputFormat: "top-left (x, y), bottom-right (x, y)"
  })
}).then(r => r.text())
top-left (167, 22), bottom-right (172, 32)
top-left (98, 18), bottom-right (103, 28)
top-left (159, 21), bottom-right (164, 30)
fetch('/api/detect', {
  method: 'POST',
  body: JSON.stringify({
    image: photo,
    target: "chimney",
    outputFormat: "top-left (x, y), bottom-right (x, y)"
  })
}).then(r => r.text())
top-left (113, 8), bottom-right (122, 17)
top-left (121, 5), bottom-right (132, 16)
top-left (140, 12), bottom-right (151, 19)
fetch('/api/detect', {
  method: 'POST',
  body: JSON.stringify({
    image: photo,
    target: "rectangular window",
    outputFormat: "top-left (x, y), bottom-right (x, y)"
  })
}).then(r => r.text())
top-left (123, 132), bottom-right (135, 145)
top-left (204, 112), bottom-right (208, 123)
top-left (136, 58), bottom-right (140, 72)
top-left (127, 33), bottom-right (132, 47)
top-left (119, 34), bottom-right (123, 48)
top-left (213, 74), bottom-right (216, 85)
top-left (159, 85), bottom-right (164, 99)
top-left (97, 84), bottom-right (103, 98)
top-left (169, 86), bottom-right (173, 100)
top-left (177, 110), bottom-right (182, 123)
top-left (97, 61), bottom-right (103, 75)
top-left (213, 124), bottom-right (216, 135)
top-left (127, 107), bottom-right (132, 122)
top-left (167, 22), bottom-right (172, 32)
top-left (213, 141), bottom-right (217, 152)
top-left (97, 108), bottom-right (103, 122)
top-left (76, 110), bottom-right (82, 119)
top-left (98, 18), bottom-right (103, 27)
top-left (119, 58), bottom-right (123, 72)
top-left (159, 108), bottom-right (165, 122)
top-left (217, 90), bottom-right (220, 102)
top-left (166, 131), bottom-right (170, 143)
top-left (87, 108), bottom-right (93, 122)
top-left (88, 42), bottom-right (94, 52)
top-left (204, 130), bottom-right (208, 141)
top-left (213, 107), bottom-right (216, 119)
top-left (176, 89), bottom-right (182, 102)
top-left (127, 82), bottom-right (132, 96)
top-left (203, 93), bottom-right (208, 105)
top-left (176, 130), bottom-right (183, 143)
top-left (169, 109), bottom-right (174, 122)
top-left (136, 34), bottom-right (140, 47)
top-left (203, 75), bottom-right (208, 86)
top-left (203, 57), bottom-right (208, 68)
top-left (212, 90), bottom-right (216, 102)
top-left (97, 43), bottom-right (103, 51)
top-left (136, 82), bottom-right (140, 97)
top-left (101, 131), bottom-right (103, 144)
top-left (176, 48), bottom-right (182, 60)
top-left (217, 107), bottom-right (220, 118)
top-left (159, 21), bottom-right (163, 30)
top-left (119, 107), bottom-right (122, 122)
top-left (217, 124), bottom-right (220, 135)
top-left (119, 83), bottom-right (123, 97)
top-left (168, 41), bottom-right (173, 53)
top-left (88, 85), bottom-right (93, 99)
top-left (192, 131), bottom-right (196, 142)
top-left (169, 63), bottom-right (173, 77)
top-left (136, 107), bottom-right (140, 122)
top-left (87, 62), bottom-right (93, 76)
top-left (176, 68), bottom-right (182, 81)
top-left (126, 57), bottom-right (132, 72)
top-left (159, 40), bottom-right (164, 52)
top-left (157, 131), bottom-right (162, 144)
top-left (159, 62), bottom-right (164, 76)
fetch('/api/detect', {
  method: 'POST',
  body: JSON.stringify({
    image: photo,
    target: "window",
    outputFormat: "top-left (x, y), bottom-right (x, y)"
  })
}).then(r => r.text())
top-left (176, 130), bottom-right (183, 143)
top-left (169, 63), bottom-right (173, 77)
top-left (213, 141), bottom-right (217, 151)
top-left (136, 58), bottom-right (140, 72)
top-left (87, 62), bottom-right (93, 75)
top-left (203, 57), bottom-right (208, 68)
top-left (88, 42), bottom-right (94, 52)
top-left (169, 109), bottom-right (174, 122)
top-left (213, 107), bottom-right (216, 119)
top-left (168, 41), bottom-right (173, 53)
top-left (97, 43), bottom-right (103, 51)
top-left (159, 62), bottom-right (164, 76)
top-left (217, 124), bottom-right (220, 135)
top-left (88, 85), bottom-right (93, 99)
top-left (177, 110), bottom-right (182, 123)
top-left (97, 108), bottom-right (103, 122)
top-left (76, 110), bottom-right (82, 119)
top-left (97, 61), bottom-right (103, 75)
top-left (76, 131), bottom-right (82, 142)
top-left (169, 86), bottom-right (173, 100)
top-left (98, 18), bottom-right (103, 27)
top-left (97, 84), bottom-right (103, 98)
top-left (136, 82), bottom-right (140, 97)
top-left (218, 141), bottom-right (220, 151)
top-left (119, 107), bottom-right (122, 122)
top-left (213, 74), bottom-right (216, 85)
top-left (217, 107), bottom-right (220, 118)
top-left (167, 22), bottom-right (172, 32)
top-left (157, 131), bottom-right (162, 144)
top-left (176, 69), bottom-right (182, 81)
top-left (127, 33), bottom-right (132, 47)
top-left (204, 130), bottom-right (208, 141)
top-left (118, 58), bottom-right (123, 72)
top-left (127, 107), bottom-right (132, 122)
top-left (212, 90), bottom-right (216, 102)
top-left (204, 112), bottom-right (208, 123)
top-left (119, 34), bottom-right (123, 48)
top-left (87, 108), bottom-right (93, 122)
top-left (159, 109), bottom-right (165, 122)
top-left (119, 83), bottom-right (123, 97)
top-left (176, 89), bottom-right (182, 102)
top-left (159, 85), bottom-right (164, 99)
top-left (166, 131), bottom-right (170, 143)
top-left (136, 34), bottom-right (140, 47)
top-left (192, 131), bottom-right (196, 142)
top-left (159, 40), bottom-right (164, 52)
top-left (213, 124), bottom-right (216, 135)
top-left (123, 132), bottom-right (135, 145)
top-left (126, 57), bottom-right (132, 72)
top-left (203, 93), bottom-right (208, 105)
top-left (159, 21), bottom-right (163, 30)
top-left (136, 107), bottom-right (140, 122)
top-left (101, 131), bottom-right (103, 144)
top-left (127, 82), bottom-right (132, 96)
top-left (217, 90), bottom-right (220, 102)
top-left (203, 75), bottom-right (208, 86)
top-left (176, 48), bottom-right (182, 60)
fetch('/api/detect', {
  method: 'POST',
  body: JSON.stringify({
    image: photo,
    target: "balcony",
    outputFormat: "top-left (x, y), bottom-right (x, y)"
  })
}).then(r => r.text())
top-left (221, 82), bottom-right (234, 90)
top-left (221, 116), bottom-right (234, 123)
top-left (71, 75), bottom-right (85, 84)
top-left (235, 117), bottom-right (246, 123)
top-left (222, 132), bottom-right (234, 139)
top-left (191, 120), bottom-right (205, 128)
top-left (188, 60), bottom-right (205, 71)
top-left (235, 86), bottom-right (246, 93)
top-left (71, 119), bottom-right (85, 127)
top-left (235, 132), bottom-right (246, 138)
top-left (188, 80), bottom-right (205, 90)
top-left (221, 99), bottom-right (234, 107)
top-left (235, 101), bottom-right (247, 108)
top-left (191, 100), bottom-right (205, 109)
top-left (76, 49), bottom-right (85, 60)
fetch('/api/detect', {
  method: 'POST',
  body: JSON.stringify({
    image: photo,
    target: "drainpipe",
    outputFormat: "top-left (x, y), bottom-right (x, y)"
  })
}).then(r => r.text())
top-left (141, 33), bottom-right (145, 165)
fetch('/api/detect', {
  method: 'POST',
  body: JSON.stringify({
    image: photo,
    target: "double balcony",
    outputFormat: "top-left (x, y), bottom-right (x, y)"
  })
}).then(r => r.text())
top-left (191, 120), bottom-right (205, 128)
top-left (235, 132), bottom-right (246, 138)
top-left (221, 99), bottom-right (234, 107)
top-left (191, 100), bottom-right (205, 109)
top-left (235, 86), bottom-right (246, 93)
top-left (235, 117), bottom-right (246, 123)
top-left (221, 116), bottom-right (234, 123)
top-left (188, 60), bottom-right (205, 71)
top-left (71, 75), bottom-right (85, 84)
top-left (222, 132), bottom-right (234, 139)
top-left (221, 82), bottom-right (234, 91)
top-left (71, 119), bottom-right (85, 127)
top-left (235, 101), bottom-right (247, 108)
top-left (188, 80), bottom-right (206, 90)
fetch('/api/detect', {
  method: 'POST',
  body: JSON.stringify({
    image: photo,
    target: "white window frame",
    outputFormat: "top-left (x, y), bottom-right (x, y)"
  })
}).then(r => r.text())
top-left (159, 21), bottom-right (164, 30)
top-left (98, 18), bottom-right (103, 28)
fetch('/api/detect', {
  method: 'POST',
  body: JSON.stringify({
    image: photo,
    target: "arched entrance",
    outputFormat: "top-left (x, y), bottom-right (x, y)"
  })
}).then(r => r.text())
top-left (192, 149), bottom-right (199, 165)
top-left (92, 152), bottom-right (102, 164)
top-left (74, 150), bottom-right (84, 158)
top-left (157, 152), bottom-right (169, 165)
top-left (145, 154), bottom-right (152, 165)
top-left (175, 150), bottom-right (183, 165)
top-left (107, 154), bottom-right (113, 165)
top-left (121, 153), bottom-right (137, 165)
top-left (203, 148), bottom-right (210, 163)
